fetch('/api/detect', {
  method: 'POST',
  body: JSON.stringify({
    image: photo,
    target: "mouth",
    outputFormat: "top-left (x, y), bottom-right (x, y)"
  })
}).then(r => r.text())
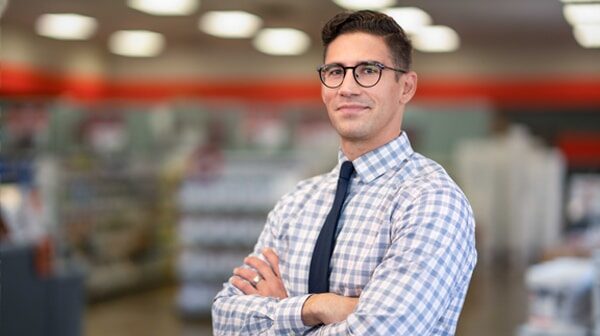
top-left (336, 104), bottom-right (370, 114)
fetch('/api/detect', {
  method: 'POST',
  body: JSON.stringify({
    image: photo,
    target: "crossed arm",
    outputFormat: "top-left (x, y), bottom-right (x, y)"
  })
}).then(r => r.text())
top-left (211, 188), bottom-right (476, 335)
top-left (211, 199), bottom-right (362, 335)
top-left (230, 247), bottom-right (358, 326)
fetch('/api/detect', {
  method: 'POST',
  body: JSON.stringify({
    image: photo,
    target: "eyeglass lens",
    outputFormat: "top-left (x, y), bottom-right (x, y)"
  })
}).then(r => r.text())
top-left (320, 63), bottom-right (382, 88)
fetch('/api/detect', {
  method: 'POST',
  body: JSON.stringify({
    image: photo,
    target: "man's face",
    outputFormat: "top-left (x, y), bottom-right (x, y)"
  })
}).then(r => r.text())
top-left (321, 32), bottom-right (415, 151)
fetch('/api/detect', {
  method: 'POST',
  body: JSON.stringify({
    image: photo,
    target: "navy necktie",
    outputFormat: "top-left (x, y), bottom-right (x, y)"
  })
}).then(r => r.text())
top-left (308, 161), bottom-right (354, 293)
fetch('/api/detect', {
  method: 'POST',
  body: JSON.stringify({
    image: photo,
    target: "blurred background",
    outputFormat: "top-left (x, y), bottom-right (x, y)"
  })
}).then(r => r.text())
top-left (1, 0), bottom-right (600, 335)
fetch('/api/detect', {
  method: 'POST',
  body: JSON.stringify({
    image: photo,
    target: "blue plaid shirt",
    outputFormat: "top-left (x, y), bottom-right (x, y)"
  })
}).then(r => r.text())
top-left (212, 133), bottom-right (477, 335)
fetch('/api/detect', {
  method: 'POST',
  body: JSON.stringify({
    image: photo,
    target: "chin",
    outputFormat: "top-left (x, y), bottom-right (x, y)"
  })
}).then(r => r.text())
top-left (336, 127), bottom-right (369, 141)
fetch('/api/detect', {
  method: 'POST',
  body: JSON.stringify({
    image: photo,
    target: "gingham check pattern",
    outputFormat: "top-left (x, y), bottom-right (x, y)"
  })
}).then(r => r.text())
top-left (212, 133), bottom-right (477, 335)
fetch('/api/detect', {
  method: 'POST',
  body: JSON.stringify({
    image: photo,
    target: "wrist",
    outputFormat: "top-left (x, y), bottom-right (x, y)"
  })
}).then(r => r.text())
top-left (301, 294), bottom-right (321, 326)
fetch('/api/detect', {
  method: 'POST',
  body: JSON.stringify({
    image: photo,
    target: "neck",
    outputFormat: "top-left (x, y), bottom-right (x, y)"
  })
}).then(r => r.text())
top-left (341, 131), bottom-right (402, 161)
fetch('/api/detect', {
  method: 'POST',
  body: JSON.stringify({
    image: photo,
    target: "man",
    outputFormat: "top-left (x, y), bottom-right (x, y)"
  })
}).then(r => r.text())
top-left (212, 10), bottom-right (477, 335)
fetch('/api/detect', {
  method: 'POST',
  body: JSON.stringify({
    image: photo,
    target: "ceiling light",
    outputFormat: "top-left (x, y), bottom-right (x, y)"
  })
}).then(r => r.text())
top-left (35, 13), bottom-right (97, 40)
top-left (563, 4), bottom-right (600, 25)
top-left (382, 7), bottom-right (433, 34)
top-left (109, 30), bottom-right (165, 57)
top-left (199, 11), bottom-right (262, 38)
top-left (560, 0), bottom-right (600, 3)
top-left (253, 28), bottom-right (311, 56)
top-left (127, 0), bottom-right (199, 16)
top-left (332, 0), bottom-right (395, 10)
top-left (412, 25), bottom-right (460, 52)
top-left (573, 24), bottom-right (600, 47)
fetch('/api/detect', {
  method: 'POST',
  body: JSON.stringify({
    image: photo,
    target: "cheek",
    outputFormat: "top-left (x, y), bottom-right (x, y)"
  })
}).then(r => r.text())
top-left (377, 87), bottom-right (400, 107)
top-left (321, 89), bottom-right (336, 110)
top-left (321, 88), bottom-right (332, 103)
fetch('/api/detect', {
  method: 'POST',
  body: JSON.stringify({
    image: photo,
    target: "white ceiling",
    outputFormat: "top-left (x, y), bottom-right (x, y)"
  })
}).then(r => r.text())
top-left (0, 0), bottom-right (590, 52)
top-left (2, 0), bottom-right (600, 80)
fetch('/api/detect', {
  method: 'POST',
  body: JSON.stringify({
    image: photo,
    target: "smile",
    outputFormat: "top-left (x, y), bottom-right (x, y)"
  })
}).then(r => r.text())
top-left (336, 104), bottom-right (370, 114)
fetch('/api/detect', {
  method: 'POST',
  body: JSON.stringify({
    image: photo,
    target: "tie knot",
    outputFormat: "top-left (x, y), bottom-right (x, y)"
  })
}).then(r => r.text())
top-left (339, 161), bottom-right (354, 180)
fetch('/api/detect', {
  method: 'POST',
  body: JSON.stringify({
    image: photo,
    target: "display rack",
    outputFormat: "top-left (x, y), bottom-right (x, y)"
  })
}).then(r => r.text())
top-left (175, 151), bottom-right (302, 316)
top-left (56, 156), bottom-right (177, 299)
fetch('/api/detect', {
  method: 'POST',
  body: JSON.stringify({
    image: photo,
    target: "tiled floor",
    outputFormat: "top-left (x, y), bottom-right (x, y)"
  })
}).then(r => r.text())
top-left (85, 265), bottom-right (528, 336)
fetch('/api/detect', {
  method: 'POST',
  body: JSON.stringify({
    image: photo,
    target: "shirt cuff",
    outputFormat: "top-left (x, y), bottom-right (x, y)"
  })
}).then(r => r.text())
top-left (272, 294), bottom-right (313, 335)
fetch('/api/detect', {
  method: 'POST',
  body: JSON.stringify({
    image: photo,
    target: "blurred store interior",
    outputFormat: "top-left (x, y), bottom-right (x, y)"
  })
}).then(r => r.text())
top-left (1, 0), bottom-right (600, 335)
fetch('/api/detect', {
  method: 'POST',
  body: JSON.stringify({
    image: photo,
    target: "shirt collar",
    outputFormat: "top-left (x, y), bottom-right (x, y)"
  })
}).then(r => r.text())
top-left (337, 132), bottom-right (414, 184)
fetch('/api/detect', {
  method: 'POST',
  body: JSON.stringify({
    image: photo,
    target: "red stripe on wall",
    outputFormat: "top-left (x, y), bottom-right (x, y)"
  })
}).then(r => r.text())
top-left (558, 133), bottom-right (600, 166)
top-left (2, 63), bottom-right (600, 106)
top-left (106, 80), bottom-right (322, 102)
top-left (1, 64), bottom-right (108, 100)
top-left (417, 79), bottom-right (600, 107)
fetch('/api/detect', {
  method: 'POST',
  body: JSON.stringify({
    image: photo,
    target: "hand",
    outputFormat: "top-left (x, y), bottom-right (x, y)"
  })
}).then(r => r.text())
top-left (301, 293), bottom-right (358, 326)
top-left (230, 247), bottom-right (288, 300)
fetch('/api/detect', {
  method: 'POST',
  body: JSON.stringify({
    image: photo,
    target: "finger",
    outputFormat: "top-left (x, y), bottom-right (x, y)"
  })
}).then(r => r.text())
top-left (244, 256), bottom-right (275, 281)
top-left (230, 276), bottom-right (258, 295)
top-left (233, 267), bottom-right (259, 284)
top-left (262, 248), bottom-right (281, 278)
top-left (233, 267), bottom-right (260, 287)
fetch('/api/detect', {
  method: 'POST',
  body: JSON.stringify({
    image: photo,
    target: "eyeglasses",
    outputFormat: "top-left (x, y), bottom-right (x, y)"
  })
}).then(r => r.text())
top-left (317, 61), bottom-right (407, 89)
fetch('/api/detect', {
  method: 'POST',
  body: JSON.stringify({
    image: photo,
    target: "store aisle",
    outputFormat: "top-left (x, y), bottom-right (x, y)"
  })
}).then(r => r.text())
top-left (84, 265), bottom-right (527, 336)
top-left (85, 286), bottom-right (213, 336)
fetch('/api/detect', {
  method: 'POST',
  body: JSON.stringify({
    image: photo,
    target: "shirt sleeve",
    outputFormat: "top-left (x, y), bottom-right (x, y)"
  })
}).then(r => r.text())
top-left (304, 185), bottom-right (477, 335)
top-left (211, 199), bottom-right (314, 336)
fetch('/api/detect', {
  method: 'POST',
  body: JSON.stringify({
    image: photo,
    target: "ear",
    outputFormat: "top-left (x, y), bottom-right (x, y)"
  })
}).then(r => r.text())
top-left (399, 71), bottom-right (418, 104)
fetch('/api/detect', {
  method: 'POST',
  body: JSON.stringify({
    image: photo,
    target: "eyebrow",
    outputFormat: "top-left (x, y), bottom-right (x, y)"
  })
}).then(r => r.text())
top-left (323, 60), bottom-right (383, 66)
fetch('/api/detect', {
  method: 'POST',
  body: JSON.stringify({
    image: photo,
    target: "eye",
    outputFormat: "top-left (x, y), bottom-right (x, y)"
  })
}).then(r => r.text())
top-left (358, 64), bottom-right (380, 75)
top-left (324, 66), bottom-right (344, 77)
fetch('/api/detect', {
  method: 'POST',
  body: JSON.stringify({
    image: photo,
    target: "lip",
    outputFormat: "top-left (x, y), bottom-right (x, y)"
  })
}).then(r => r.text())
top-left (336, 104), bottom-right (370, 114)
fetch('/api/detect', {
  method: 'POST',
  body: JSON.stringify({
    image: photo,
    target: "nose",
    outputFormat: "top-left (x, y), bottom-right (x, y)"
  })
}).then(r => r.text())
top-left (337, 68), bottom-right (360, 97)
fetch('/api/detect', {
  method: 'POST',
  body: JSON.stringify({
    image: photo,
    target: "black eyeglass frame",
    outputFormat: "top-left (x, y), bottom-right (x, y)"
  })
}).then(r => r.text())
top-left (317, 61), bottom-right (407, 88)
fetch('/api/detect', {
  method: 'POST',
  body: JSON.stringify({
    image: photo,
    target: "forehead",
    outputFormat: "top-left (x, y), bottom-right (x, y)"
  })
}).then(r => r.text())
top-left (324, 32), bottom-right (391, 65)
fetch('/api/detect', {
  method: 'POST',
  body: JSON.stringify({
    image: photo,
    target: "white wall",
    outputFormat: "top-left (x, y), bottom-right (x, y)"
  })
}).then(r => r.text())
top-left (1, 26), bottom-right (109, 77)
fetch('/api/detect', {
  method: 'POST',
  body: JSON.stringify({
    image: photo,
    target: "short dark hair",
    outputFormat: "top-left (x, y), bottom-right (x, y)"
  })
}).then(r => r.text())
top-left (321, 10), bottom-right (412, 70)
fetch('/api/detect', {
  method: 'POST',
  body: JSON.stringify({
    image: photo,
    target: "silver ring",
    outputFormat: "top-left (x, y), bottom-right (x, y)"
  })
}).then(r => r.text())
top-left (252, 275), bottom-right (261, 285)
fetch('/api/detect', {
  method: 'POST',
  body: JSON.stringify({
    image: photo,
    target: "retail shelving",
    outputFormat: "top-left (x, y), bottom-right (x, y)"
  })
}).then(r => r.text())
top-left (56, 156), bottom-right (177, 298)
top-left (175, 151), bottom-right (302, 316)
